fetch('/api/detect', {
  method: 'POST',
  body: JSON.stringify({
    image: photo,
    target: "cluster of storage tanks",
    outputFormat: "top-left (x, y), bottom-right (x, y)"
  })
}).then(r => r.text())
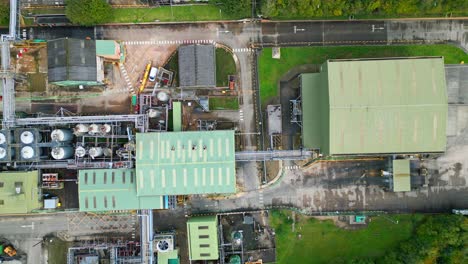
top-left (74, 123), bottom-right (112, 136)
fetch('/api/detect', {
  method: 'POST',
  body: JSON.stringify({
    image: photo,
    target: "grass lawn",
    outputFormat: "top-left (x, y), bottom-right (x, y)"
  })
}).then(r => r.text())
top-left (47, 238), bottom-right (72, 264)
top-left (271, 210), bottom-right (425, 264)
top-left (112, 5), bottom-right (243, 23)
top-left (209, 97), bottom-right (239, 110)
top-left (216, 48), bottom-right (236, 87)
top-left (258, 45), bottom-right (468, 106)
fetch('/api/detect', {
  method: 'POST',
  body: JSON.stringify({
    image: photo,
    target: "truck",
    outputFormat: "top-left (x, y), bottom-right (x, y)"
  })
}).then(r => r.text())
top-left (3, 245), bottom-right (16, 257)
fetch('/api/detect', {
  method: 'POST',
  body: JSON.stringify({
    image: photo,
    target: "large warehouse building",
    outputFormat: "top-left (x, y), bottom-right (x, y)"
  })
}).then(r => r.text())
top-left (301, 57), bottom-right (448, 155)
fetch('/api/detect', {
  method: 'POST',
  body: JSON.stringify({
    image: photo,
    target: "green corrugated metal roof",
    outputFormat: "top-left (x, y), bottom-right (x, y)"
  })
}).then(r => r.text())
top-left (301, 72), bottom-right (330, 154)
top-left (393, 160), bottom-right (411, 192)
top-left (0, 171), bottom-right (42, 214)
top-left (78, 169), bottom-right (163, 212)
top-left (187, 216), bottom-right (219, 261)
top-left (96, 40), bottom-right (117, 56)
top-left (158, 249), bottom-right (179, 264)
top-left (173, 102), bottom-right (182, 132)
top-left (136, 131), bottom-right (236, 196)
top-left (302, 57), bottom-right (447, 155)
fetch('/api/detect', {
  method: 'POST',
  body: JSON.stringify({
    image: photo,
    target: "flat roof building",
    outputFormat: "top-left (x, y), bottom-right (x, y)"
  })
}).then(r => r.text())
top-left (136, 130), bottom-right (236, 196)
top-left (392, 160), bottom-right (411, 192)
top-left (178, 45), bottom-right (216, 87)
top-left (301, 57), bottom-right (448, 155)
top-left (78, 169), bottom-right (163, 212)
top-left (0, 171), bottom-right (42, 214)
top-left (187, 216), bottom-right (219, 261)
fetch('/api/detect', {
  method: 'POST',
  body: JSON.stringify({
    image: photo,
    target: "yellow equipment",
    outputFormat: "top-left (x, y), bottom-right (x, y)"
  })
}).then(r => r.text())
top-left (4, 245), bottom-right (17, 257)
top-left (139, 61), bottom-right (152, 93)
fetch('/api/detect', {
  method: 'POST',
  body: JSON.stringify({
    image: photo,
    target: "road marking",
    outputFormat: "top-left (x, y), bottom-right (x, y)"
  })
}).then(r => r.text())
top-left (123, 39), bottom-right (215, 46)
top-left (239, 110), bottom-right (244, 121)
top-left (233, 48), bottom-right (253, 53)
top-left (119, 63), bottom-right (135, 95)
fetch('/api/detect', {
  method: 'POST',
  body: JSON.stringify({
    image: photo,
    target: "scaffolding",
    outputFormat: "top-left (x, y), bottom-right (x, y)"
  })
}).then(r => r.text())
top-left (290, 97), bottom-right (302, 127)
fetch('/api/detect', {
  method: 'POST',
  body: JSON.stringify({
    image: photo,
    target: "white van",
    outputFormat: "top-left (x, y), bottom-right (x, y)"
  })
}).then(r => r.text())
top-left (149, 67), bottom-right (158, 82)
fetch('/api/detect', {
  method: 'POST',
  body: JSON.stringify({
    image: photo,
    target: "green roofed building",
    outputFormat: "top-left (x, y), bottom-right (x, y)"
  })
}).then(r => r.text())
top-left (78, 169), bottom-right (163, 212)
top-left (172, 102), bottom-right (182, 132)
top-left (301, 57), bottom-right (448, 155)
top-left (158, 249), bottom-right (179, 264)
top-left (136, 130), bottom-right (236, 196)
top-left (392, 160), bottom-right (411, 192)
top-left (187, 216), bottom-right (219, 261)
top-left (0, 171), bottom-right (41, 214)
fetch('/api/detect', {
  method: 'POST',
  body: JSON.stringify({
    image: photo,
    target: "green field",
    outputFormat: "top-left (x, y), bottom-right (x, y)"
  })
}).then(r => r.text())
top-left (258, 45), bottom-right (468, 106)
top-left (112, 5), bottom-right (242, 23)
top-left (271, 210), bottom-right (425, 264)
top-left (47, 238), bottom-right (72, 264)
top-left (209, 97), bottom-right (239, 110)
top-left (216, 48), bottom-right (237, 87)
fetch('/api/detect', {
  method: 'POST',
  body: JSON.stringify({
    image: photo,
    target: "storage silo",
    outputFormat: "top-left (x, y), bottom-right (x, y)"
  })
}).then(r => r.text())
top-left (51, 146), bottom-right (74, 160)
top-left (147, 109), bottom-right (161, 118)
top-left (51, 129), bottom-right (73, 142)
top-left (88, 124), bottom-right (101, 135)
top-left (89, 147), bottom-right (103, 158)
top-left (157, 91), bottom-right (169, 102)
top-left (75, 146), bottom-right (86, 158)
top-left (74, 124), bottom-right (89, 136)
top-left (0, 147), bottom-right (7, 160)
top-left (20, 130), bottom-right (41, 144)
top-left (103, 147), bottom-right (113, 157)
top-left (100, 124), bottom-right (111, 135)
top-left (0, 132), bottom-right (6, 145)
top-left (20, 146), bottom-right (38, 160)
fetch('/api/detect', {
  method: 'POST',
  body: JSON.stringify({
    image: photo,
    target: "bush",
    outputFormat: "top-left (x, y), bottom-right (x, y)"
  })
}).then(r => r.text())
top-left (65, 0), bottom-right (113, 26)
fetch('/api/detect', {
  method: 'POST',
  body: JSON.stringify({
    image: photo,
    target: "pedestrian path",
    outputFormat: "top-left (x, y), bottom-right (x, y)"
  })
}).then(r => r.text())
top-left (232, 48), bottom-right (254, 53)
top-left (284, 165), bottom-right (300, 170)
top-left (239, 109), bottom-right (244, 121)
top-left (119, 63), bottom-right (135, 94)
top-left (122, 39), bottom-right (215, 45)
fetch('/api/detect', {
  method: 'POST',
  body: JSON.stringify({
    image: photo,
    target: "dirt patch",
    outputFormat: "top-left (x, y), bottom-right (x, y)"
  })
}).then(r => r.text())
top-left (265, 161), bottom-right (280, 182)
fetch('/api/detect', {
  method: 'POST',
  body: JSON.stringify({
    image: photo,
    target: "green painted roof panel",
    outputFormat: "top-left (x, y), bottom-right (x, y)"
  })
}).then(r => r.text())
top-left (158, 249), bottom-right (179, 264)
top-left (78, 169), bottom-right (163, 212)
top-left (302, 57), bottom-right (447, 155)
top-left (393, 160), bottom-right (411, 192)
top-left (96, 40), bottom-right (117, 56)
top-left (173, 102), bottom-right (182, 132)
top-left (187, 216), bottom-right (219, 260)
top-left (0, 171), bottom-right (41, 214)
top-left (136, 131), bottom-right (236, 196)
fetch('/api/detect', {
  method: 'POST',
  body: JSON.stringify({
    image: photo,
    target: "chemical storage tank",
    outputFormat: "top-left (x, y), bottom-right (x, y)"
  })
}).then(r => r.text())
top-left (51, 146), bottom-right (74, 160)
top-left (229, 255), bottom-right (241, 264)
top-left (0, 132), bottom-right (7, 145)
top-left (20, 130), bottom-right (40, 144)
top-left (147, 109), bottom-right (161, 118)
top-left (103, 147), bottom-right (113, 157)
top-left (88, 124), bottom-right (101, 135)
top-left (100, 124), bottom-right (111, 135)
top-left (51, 129), bottom-right (73, 142)
top-left (21, 146), bottom-right (38, 160)
top-left (157, 91), bottom-right (169, 102)
top-left (0, 147), bottom-right (7, 160)
top-left (89, 147), bottom-right (103, 158)
top-left (74, 124), bottom-right (89, 136)
top-left (75, 146), bottom-right (86, 158)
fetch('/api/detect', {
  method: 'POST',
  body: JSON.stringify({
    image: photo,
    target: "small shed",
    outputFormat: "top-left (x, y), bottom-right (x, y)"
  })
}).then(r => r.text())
top-left (393, 160), bottom-right (411, 192)
top-left (44, 197), bottom-right (59, 209)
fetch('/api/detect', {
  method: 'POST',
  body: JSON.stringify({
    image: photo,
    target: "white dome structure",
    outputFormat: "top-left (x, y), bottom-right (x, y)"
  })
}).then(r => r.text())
top-left (51, 147), bottom-right (74, 160)
top-left (75, 146), bottom-right (86, 158)
top-left (51, 129), bottom-right (73, 142)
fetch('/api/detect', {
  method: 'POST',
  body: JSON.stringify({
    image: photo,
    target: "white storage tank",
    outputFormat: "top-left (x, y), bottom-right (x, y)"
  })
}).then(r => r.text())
top-left (0, 132), bottom-right (6, 145)
top-left (75, 146), bottom-right (86, 158)
top-left (74, 124), bottom-right (89, 136)
top-left (89, 147), bottom-right (103, 158)
top-left (20, 130), bottom-right (40, 144)
top-left (21, 146), bottom-right (37, 160)
top-left (103, 147), bottom-right (113, 157)
top-left (51, 129), bottom-right (73, 142)
top-left (157, 91), bottom-right (169, 102)
top-left (51, 146), bottom-right (74, 160)
top-left (0, 147), bottom-right (7, 160)
top-left (100, 124), bottom-right (111, 135)
top-left (88, 124), bottom-right (101, 135)
top-left (147, 109), bottom-right (161, 118)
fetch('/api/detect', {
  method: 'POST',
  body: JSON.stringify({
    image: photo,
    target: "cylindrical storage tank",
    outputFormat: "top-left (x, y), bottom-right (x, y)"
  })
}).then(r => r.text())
top-left (103, 147), bottom-right (113, 157)
top-left (21, 146), bottom-right (37, 160)
top-left (0, 147), bottom-right (7, 160)
top-left (157, 91), bottom-right (169, 102)
top-left (100, 124), bottom-right (111, 135)
top-left (0, 132), bottom-right (6, 145)
top-left (75, 146), bottom-right (86, 158)
top-left (89, 147), bottom-right (103, 158)
top-left (74, 124), bottom-right (89, 136)
top-left (51, 146), bottom-right (74, 160)
top-left (51, 129), bottom-right (73, 142)
top-left (88, 124), bottom-right (101, 135)
top-left (229, 255), bottom-right (241, 264)
top-left (147, 109), bottom-right (161, 118)
top-left (20, 130), bottom-right (40, 144)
